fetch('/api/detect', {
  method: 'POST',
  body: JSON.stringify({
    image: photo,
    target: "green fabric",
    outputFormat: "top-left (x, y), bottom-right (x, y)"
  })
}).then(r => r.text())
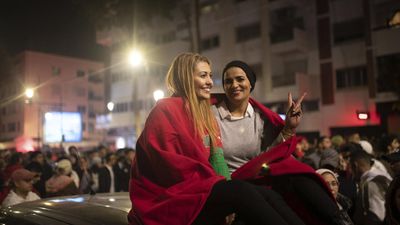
top-left (204, 135), bottom-right (231, 180)
top-left (209, 146), bottom-right (231, 180)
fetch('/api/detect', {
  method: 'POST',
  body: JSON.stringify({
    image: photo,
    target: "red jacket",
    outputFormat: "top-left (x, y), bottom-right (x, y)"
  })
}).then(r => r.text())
top-left (128, 97), bottom-right (224, 225)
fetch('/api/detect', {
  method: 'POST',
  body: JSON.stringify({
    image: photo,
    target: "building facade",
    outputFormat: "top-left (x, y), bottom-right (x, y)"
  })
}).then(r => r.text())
top-left (99, 0), bottom-right (400, 146)
top-left (0, 51), bottom-right (105, 151)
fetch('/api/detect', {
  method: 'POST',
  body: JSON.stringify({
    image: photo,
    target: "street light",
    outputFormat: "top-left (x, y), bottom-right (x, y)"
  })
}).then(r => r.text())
top-left (127, 49), bottom-right (145, 140)
top-left (25, 88), bottom-right (34, 99)
top-left (153, 90), bottom-right (165, 102)
top-left (107, 102), bottom-right (115, 112)
top-left (128, 50), bottom-right (143, 67)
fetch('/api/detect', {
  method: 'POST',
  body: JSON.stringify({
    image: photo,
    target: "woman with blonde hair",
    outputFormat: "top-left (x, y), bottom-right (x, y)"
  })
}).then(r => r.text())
top-left (128, 53), bottom-right (304, 225)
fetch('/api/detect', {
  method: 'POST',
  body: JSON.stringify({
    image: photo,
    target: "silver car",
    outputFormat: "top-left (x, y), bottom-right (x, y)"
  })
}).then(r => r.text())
top-left (0, 192), bottom-right (131, 225)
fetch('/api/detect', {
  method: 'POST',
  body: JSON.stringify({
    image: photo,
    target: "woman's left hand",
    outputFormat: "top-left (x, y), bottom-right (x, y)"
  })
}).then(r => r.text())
top-left (284, 92), bottom-right (306, 133)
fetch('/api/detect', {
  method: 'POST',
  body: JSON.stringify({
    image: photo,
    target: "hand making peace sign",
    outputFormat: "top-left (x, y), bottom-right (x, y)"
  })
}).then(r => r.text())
top-left (284, 92), bottom-right (307, 134)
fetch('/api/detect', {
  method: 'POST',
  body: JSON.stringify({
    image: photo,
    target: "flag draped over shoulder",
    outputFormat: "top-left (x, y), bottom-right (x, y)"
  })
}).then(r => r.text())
top-left (233, 97), bottom-right (335, 225)
top-left (128, 97), bottom-right (224, 225)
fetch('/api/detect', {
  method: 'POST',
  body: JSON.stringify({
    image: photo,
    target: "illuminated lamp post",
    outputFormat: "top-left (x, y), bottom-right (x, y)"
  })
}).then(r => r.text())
top-left (128, 49), bottom-right (145, 140)
top-left (25, 88), bottom-right (40, 149)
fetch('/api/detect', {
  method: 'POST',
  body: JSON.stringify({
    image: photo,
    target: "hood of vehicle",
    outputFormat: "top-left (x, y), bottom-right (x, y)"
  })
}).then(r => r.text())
top-left (2, 193), bottom-right (131, 225)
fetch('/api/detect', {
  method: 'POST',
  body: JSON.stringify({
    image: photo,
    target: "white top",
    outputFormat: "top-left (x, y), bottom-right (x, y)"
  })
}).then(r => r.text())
top-left (2, 190), bottom-right (40, 207)
top-left (213, 101), bottom-right (283, 173)
top-left (359, 169), bottom-right (392, 221)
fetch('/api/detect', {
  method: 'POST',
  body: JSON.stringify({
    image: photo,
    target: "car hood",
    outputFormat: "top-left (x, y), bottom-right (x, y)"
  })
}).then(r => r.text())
top-left (2, 192), bottom-right (131, 225)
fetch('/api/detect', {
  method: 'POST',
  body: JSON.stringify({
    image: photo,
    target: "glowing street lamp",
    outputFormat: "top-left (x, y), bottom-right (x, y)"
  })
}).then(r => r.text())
top-left (153, 90), bottom-right (165, 102)
top-left (25, 88), bottom-right (34, 99)
top-left (128, 50), bottom-right (143, 67)
top-left (107, 102), bottom-right (115, 112)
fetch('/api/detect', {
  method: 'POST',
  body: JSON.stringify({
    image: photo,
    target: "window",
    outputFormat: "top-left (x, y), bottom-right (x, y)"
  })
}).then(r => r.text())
top-left (89, 74), bottom-right (103, 83)
top-left (76, 70), bottom-right (85, 77)
top-left (236, 22), bottom-right (261, 42)
top-left (111, 72), bottom-right (130, 82)
top-left (303, 100), bottom-right (319, 112)
top-left (270, 7), bottom-right (304, 43)
top-left (88, 91), bottom-right (103, 101)
top-left (377, 53), bottom-right (400, 93)
top-left (284, 59), bottom-right (307, 74)
top-left (272, 74), bottom-right (296, 87)
top-left (8, 122), bottom-right (16, 132)
top-left (77, 105), bottom-right (86, 114)
top-left (200, 0), bottom-right (219, 14)
top-left (336, 65), bottom-right (367, 89)
top-left (201, 35), bottom-right (220, 51)
top-left (115, 102), bottom-right (129, 112)
top-left (333, 18), bottom-right (365, 44)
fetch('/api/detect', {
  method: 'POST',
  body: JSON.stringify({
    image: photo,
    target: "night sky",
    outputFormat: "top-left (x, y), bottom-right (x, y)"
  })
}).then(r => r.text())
top-left (0, 0), bottom-right (107, 61)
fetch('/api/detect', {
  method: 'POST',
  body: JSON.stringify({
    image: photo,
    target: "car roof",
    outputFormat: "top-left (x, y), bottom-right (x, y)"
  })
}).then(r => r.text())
top-left (1, 192), bottom-right (131, 225)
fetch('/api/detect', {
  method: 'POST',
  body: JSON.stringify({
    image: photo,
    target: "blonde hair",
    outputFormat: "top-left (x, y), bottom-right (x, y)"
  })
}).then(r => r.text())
top-left (166, 52), bottom-right (219, 145)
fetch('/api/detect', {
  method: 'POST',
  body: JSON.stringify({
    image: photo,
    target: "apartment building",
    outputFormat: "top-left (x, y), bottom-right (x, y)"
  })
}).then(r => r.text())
top-left (0, 51), bottom-right (105, 150)
top-left (98, 0), bottom-right (400, 147)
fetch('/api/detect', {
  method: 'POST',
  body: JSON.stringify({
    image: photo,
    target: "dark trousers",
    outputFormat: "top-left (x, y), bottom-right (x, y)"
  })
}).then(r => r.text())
top-left (271, 175), bottom-right (340, 225)
top-left (192, 179), bottom-right (305, 225)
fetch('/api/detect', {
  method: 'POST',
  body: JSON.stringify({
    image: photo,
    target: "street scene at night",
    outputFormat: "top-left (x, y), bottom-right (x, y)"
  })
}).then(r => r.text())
top-left (0, 0), bottom-right (400, 224)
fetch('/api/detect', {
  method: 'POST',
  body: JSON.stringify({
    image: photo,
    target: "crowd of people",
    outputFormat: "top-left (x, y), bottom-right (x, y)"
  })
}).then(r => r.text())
top-left (297, 133), bottom-right (400, 225)
top-left (0, 145), bottom-right (135, 207)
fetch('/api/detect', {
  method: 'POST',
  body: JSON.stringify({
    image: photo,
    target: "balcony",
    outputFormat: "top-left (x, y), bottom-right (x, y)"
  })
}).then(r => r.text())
top-left (270, 28), bottom-right (308, 55)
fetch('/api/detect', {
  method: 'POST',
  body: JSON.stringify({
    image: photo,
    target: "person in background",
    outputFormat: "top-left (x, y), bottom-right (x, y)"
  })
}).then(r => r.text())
top-left (385, 176), bottom-right (400, 225)
top-left (316, 169), bottom-right (352, 221)
top-left (77, 156), bottom-right (94, 194)
top-left (25, 151), bottom-right (53, 197)
top-left (45, 159), bottom-right (80, 197)
top-left (350, 150), bottom-right (392, 225)
top-left (293, 136), bottom-right (308, 159)
top-left (331, 135), bottom-right (346, 151)
top-left (3, 152), bottom-right (24, 184)
top-left (128, 53), bottom-right (305, 225)
top-left (379, 135), bottom-right (399, 155)
top-left (114, 148), bottom-right (134, 192)
top-left (302, 136), bottom-right (336, 170)
top-left (383, 151), bottom-right (400, 177)
top-left (98, 153), bottom-right (117, 193)
top-left (2, 169), bottom-right (40, 207)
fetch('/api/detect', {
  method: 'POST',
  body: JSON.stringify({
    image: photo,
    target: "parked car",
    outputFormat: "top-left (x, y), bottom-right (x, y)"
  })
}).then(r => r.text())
top-left (0, 192), bottom-right (130, 225)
